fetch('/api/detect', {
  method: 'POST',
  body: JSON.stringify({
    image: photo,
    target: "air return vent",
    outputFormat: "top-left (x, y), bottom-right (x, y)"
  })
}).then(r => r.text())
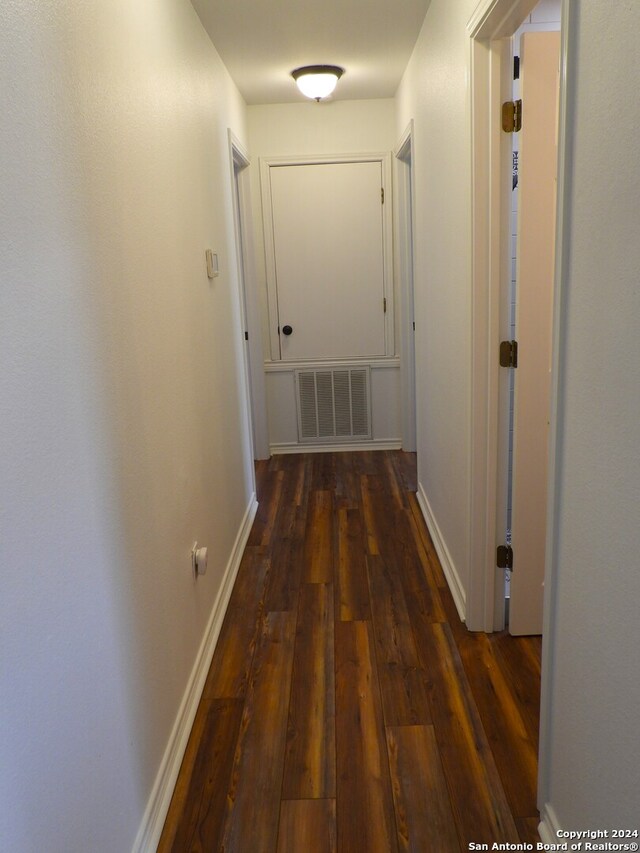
top-left (295, 367), bottom-right (371, 442)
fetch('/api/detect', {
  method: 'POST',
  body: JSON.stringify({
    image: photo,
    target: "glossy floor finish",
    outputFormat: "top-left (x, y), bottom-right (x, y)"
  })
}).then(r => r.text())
top-left (159, 451), bottom-right (542, 852)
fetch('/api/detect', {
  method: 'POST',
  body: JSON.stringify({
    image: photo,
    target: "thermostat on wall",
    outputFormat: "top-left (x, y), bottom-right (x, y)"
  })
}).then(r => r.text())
top-left (205, 249), bottom-right (219, 279)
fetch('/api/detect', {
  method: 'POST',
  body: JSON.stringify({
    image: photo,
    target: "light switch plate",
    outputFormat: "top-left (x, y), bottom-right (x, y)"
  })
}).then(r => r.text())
top-left (205, 249), bottom-right (219, 279)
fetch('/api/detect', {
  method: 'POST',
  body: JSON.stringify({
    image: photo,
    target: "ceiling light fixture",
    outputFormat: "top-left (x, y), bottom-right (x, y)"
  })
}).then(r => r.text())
top-left (291, 65), bottom-right (344, 101)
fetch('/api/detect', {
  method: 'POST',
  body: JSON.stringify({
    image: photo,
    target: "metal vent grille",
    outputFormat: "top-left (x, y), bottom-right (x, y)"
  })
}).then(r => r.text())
top-left (295, 367), bottom-right (371, 442)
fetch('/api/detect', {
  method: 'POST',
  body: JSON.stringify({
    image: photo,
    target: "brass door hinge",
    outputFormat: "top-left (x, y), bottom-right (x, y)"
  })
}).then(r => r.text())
top-left (383, 297), bottom-right (387, 313)
top-left (502, 99), bottom-right (522, 133)
top-left (497, 545), bottom-right (513, 570)
top-left (499, 340), bottom-right (518, 368)
top-left (381, 187), bottom-right (385, 204)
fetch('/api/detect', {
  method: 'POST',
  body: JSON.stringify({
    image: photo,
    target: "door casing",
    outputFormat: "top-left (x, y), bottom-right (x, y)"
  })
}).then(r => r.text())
top-left (394, 122), bottom-right (417, 454)
top-left (467, 0), bottom-right (573, 828)
top-left (229, 130), bottom-right (270, 461)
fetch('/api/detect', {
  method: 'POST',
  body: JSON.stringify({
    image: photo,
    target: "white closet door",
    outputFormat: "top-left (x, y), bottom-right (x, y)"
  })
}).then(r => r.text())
top-left (269, 161), bottom-right (386, 361)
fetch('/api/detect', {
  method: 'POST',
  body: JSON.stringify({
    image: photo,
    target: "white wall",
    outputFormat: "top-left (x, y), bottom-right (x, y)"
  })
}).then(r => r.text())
top-left (395, 0), bottom-right (476, 607)
top-left (539, 0), bottom-right (640, 828)
top-left (0, 2), bottom-right (252, 850)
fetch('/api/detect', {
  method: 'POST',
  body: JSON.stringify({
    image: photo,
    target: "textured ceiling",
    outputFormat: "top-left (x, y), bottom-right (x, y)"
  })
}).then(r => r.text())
top-left (192, 0), bottom-right (431, 104)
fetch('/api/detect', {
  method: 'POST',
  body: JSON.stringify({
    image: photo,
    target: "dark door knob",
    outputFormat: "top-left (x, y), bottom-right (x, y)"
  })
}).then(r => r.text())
top-left (282, 325), bottom-right (293, 336)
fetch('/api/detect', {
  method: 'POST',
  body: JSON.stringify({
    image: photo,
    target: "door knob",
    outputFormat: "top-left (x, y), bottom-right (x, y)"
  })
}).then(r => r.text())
top-left (282, 325), bottom-right (293, 336)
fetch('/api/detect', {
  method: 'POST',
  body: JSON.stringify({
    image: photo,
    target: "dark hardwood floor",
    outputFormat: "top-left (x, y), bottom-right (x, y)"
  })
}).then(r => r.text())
top-left (158, 451), bottom-right (541, 852)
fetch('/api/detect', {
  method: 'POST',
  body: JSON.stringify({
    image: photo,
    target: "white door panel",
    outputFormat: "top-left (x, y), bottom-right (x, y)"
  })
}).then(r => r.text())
top-left (509, 31), bottom-right (560, 636)
top-left (269, 161), bottom-right (386, 361)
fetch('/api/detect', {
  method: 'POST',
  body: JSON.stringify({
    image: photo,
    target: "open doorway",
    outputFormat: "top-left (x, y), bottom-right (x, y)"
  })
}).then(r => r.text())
top-left (467, 0), bottom-right (566, 634)
top-left (468, 0), bottom-right (571, 840)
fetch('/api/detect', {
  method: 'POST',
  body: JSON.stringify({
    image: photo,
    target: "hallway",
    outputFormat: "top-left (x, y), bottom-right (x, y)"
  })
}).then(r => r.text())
top-left (159, 451), bottom-right (541, 852)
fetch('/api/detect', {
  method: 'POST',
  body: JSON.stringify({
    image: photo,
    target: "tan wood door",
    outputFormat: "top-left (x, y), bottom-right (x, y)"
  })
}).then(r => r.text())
top-left (509, 31), bottom-right (561, 636)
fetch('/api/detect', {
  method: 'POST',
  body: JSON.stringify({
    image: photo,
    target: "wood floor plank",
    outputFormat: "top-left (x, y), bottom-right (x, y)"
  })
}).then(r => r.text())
top-left (248, 470), bottom-right (284, 548)
top-left (406, 493), bottom-right (448, 589)
top-left (283, 583), bottom-right (336, 799)
top-left (158, 698), bottom-right (243, 853)
top-left (352, 450), bottom-right (380, 476)
top-left (361, 478), bottom-right (402, 560)
top-left (255, 458), bottom-right (271, 498)
top-left (367, 554), bottom-right (420, 666)
top-left (360, 474), bottom-right (383, 555)
top-left (366, 553), bottom-right (431, 725)
top-left (265, 507), bottom-right (306, 612)
top-left (277, 800), bottom-right (337, 853)
top-left (396, 542), bottom-right (446, 624)
top-left (413, 620), bottom-right (520, 846)
top-left (304, 490), bottom-right (334, 582)
top-left (336, 507), bottom-right (370, 621)
top-left (333, 452), bottom-right (361, 509)
top-left (311, 451), bottom-right (336, 490)
top-left (383, 453), bottom-right (408, 510)
top-left (290, 453), bottom-right (311, 509)
top-left (386, 725), bottom-right (461, 853)
top-left (516, 816), bottom-right (541, 845)
top-left (492, 632), bottom-right (542, 752)
top-left (391, 450), bottom-right (418, 494)
top-left (377, 662), bottom-right (432, 727)
top-left (221, 611), bottom-right (297, 853)
top-left (265, 504), bottom-right (306, 612)
top-left (335, 620), bottom-right (398, 853)
top-left (263, 454), bottom-right (310, 612)
top-left (363, 484), bottom-right (447, 627)
top-left (202, 551), bottom-right (269, 699)
top-left (441, 593), bottom-right (539, 818)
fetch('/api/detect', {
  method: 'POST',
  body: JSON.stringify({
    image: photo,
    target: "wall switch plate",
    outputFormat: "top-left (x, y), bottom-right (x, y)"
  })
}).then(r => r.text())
top-left (191, 542), bottom-right (208, 576)
top-left (205, 249), bottom-right (219, 279)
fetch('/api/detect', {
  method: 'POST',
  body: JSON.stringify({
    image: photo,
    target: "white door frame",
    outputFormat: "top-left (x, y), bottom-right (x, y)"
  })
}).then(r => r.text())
top-left (467, 0), bottom-right (573, 830)
top-left (228, 130), bottom-right (270, 460)
top-left (394, 121), bottom-right (417, 453)
top-left (467, 0), bottom-right (562, 631)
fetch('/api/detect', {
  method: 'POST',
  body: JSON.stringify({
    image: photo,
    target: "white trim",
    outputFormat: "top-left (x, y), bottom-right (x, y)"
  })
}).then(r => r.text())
top-left (264, 356), bottom-right (400, 372)
top-left (228, 129), bottom-right (250, 169)
top-left (131, 494), bottom-right (259, 853)
top-left (394, 120), bottom-right (417, 453)
top-left (467, 31), bottom-right (505, 632)
top-left (259, 152), bottom-right (395, 362)
top-left (259, 157), bottom-right (283, 360)
top-left (538, 802), bottom-right (562, 845)
top-left (416, 482), bottom-right (466, 621)
top-left (538, 0), bottom-right (572, 815)
top-left (468, 0), bottom-right (539, 38)
top-left (270, 439), bottom-right (401, 455)
top-left (394, 121), bottom-right (413, 161)
top-left (261, 151), bottom-right (392, 167)
top-left (229, 130), bottom-right (270, 461)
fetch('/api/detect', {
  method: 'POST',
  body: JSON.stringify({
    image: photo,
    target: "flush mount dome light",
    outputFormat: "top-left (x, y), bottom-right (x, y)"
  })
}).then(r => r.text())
top-left (292, 65), bottom-right (344, 101)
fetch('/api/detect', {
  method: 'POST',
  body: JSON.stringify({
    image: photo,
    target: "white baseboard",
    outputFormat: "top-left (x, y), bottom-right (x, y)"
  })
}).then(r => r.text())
top-left (538, 802), bottom-right (562, 845)
top-left (270, 439), bottom-right (402, 455)
top-left (416, 482), bottom-right (466, 621)
top-left (132, 494), bottom-right (259, 853)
